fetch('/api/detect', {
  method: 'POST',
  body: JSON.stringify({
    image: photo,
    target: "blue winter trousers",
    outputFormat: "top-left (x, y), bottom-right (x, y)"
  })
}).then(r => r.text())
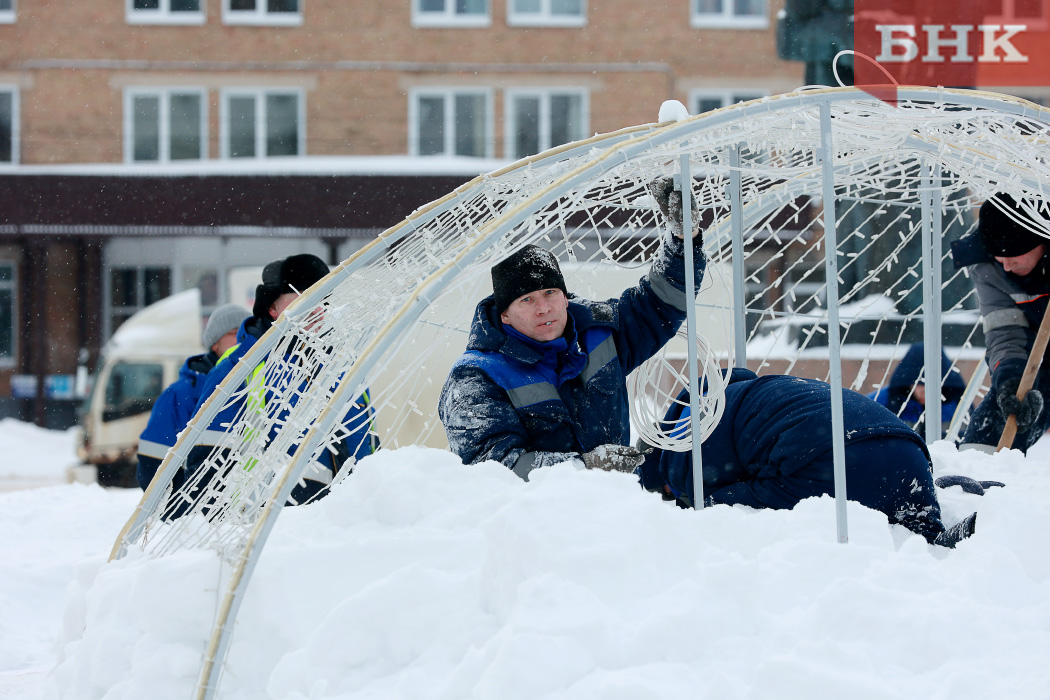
top-left (705, 437), bottom-right (946, 543)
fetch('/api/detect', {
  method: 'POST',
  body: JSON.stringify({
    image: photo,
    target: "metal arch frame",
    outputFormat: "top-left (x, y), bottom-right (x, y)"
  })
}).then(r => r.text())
top-left (197, 86), bottom-right (1050, 699)
top-left (106, 86), bottom-right (1050, 700)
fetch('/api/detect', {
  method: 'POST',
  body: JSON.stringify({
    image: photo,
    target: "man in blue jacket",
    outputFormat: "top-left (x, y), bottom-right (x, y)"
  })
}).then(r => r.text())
top-left (175, 254), bottom-right (377, 515)
top-left (136, 302), bottom-right (250, 490)
top-left (439, 178), bottom-right (706, 480)
top-left (867, 343), bottom-right (967, 439)
top-left (952, 193), bottom-right (1050, 453)
top-left (637, 370), bottom-right (978, 548)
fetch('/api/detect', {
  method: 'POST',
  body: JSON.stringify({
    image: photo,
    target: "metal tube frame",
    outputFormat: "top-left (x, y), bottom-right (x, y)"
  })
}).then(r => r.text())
top-left (819, 101), bottom-right (850, 544)
top-left (729, 146), bottom-right (747, 369)
top-left (678, 155), bottom-right (705, 509)
top-left (921, 159), bottom-right (944, 443)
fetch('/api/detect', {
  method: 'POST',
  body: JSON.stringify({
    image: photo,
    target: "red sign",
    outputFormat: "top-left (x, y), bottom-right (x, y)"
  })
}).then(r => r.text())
top-left (854, 0), bottom-right (1050, 103)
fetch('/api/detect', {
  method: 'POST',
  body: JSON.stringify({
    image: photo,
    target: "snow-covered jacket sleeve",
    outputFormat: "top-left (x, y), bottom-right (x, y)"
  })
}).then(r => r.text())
top-left (438, 364), bottom-right (577, 478)
top-left (608, 231), bottom-right (706, 374)
top-left (970, 260), bottom-right (1032, 383)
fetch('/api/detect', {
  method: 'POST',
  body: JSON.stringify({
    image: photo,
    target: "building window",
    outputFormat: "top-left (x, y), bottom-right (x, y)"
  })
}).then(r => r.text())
top-left (0, 0), bottom-right (14, 23)
top-left (0, 262), bottom-right (15, 364)
top-left (690, 90), bottom-right (766, 115)
top-left (109, 266), bottom-right (172, 333)
top-left (124, 89), bottom-right (207, 163)
top-left (409, 89), bottom-right (493, 157)
top-left (412, 0), bottom-right (490, 27)
top-left (507, 0), bottom-right (584, 26)
top-left (0, 88), bottom-right (16, 164)
top-left (127, 0), bottom-right (205, 25)
top-left (224, 0), bottom-right (302, 25)
top-left (505, 89), bottom-right (587, 160)
top-left (691, 0), bottom-right (767, 28)
top-left (221, 89), bottom-right (304, 158)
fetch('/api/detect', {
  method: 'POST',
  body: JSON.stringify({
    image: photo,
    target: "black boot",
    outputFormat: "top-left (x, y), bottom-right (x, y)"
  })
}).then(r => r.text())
top-left (934, 512), bottom-right (977, 549)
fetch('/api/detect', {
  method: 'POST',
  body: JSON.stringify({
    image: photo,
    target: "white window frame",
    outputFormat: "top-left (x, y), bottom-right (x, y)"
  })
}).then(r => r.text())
top-left (0, 86), bottom-right (18, 165)
top-left (123, 87), bottom-right (208, 163)
top-left (126, 0), bottom-right (206, 25)
top-left (506, 0), bottom-right (585, 27)
top-left (690, 0), bottom-right (767, 29)
top-left (0, 260), bottom-right (16, 367)
top-left (408, 88), bottom-right (494, 158)
top-left (223, 0), bottom-right (302, 26)
top-left (0, 0), bottom-right (15, 24)
top-left (504, 88), bottom-right (589, 160)
top-left (689, 88), bottom-right (768, 116)
top-left (220, 87), bottom-right (306, 159)
top-left (412, 0), bottom-right (490, 28)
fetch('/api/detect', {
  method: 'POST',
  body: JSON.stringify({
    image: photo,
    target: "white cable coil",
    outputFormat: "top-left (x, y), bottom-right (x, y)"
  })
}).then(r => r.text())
top-left (628, 329), bottom-right (727, 451)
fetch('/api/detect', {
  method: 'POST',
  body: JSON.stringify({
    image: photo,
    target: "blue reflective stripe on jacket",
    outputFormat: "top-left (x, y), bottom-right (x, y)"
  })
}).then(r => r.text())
top-left (439, 233), bottom-right (706, 475)
top-left (136, 352), bottom-right (215, 490)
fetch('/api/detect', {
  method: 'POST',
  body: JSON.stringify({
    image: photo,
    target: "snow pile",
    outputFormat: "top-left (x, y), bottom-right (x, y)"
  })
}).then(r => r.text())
top-left (35, 441), bottom-right (1050, 700)
top-left (658, 100), bottom-right (690, 122)
top-left (0, 418), bottom-right (78, 484)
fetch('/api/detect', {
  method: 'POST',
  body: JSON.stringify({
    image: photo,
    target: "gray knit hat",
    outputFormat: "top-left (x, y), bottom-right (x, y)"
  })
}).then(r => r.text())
top-left (202, 303), bottom-right (251, 351)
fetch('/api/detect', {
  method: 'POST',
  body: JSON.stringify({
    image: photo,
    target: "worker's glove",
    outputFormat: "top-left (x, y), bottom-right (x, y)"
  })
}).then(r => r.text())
top-left (581, 444), bottom-right (647, 473)
top-left (648, 176), bottom-right (701, 241)
top-left (996, 377), bottom-right (1044, 432)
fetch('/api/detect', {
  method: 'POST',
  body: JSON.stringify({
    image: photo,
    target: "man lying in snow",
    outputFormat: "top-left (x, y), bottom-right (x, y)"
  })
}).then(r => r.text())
top-left (635, 370), bottom-right (979, 548)
top-left (439, 178), bottom-right (705, 480)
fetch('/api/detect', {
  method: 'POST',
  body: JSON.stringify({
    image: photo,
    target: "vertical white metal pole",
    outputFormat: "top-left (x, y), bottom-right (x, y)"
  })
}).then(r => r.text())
top-left (678, 155), bottom-right (704, 509)
top-left (729, 146), bottom-right (747, 369)
top-left (920, 159), bottom-right (944, 442)
top-left (819, 102), bottom-right (849, 543)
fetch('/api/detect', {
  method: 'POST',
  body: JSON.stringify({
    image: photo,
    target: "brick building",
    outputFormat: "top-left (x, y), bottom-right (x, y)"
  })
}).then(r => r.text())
top-left (0, 0), bottom-right (802, 426)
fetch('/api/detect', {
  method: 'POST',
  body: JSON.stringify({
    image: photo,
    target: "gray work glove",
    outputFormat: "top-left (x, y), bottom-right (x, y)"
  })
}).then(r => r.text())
top-left (581, 444), bottom-right (647, 473)
top-left (648, 176), bottom-right (701, 240)
top-left (996, 377), bottom-right (1044, 432)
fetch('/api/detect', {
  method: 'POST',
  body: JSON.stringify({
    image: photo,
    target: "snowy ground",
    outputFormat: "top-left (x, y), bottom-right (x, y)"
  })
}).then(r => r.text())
top-left (1, 420), bottom-right (1049, 700)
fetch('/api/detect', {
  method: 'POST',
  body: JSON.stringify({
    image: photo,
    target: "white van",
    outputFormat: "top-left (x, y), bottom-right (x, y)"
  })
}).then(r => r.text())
top-left (75, 289), bottom-right (204, 487)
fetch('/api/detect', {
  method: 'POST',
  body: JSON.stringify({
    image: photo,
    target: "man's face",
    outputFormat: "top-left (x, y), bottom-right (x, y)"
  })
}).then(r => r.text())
top-left (211, 329), bottom-right (239, 357)
top-left (500, 288), bottom-right (569, 342)
top-left (995, 244), bottom-right (1045, 276)
top-left (269, 292), bottom-right (299, 320)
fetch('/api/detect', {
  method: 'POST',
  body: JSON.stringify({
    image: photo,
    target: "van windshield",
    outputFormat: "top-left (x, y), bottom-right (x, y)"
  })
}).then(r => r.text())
top-left (103, 362), bottom-right (165, 422)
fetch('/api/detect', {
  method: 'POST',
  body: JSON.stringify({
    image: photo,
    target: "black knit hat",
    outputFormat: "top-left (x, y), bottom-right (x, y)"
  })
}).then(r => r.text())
top-left (253, 253), bottom-right (330, 318)
top-left (491, 244), bottom-right (567, 313)
top-left (978, 193), bottom-right (1050, 258)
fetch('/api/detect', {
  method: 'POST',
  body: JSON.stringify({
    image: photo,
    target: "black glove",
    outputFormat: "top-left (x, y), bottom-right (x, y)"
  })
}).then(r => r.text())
top-left (648, 176), bottom-right (701, 240)
top-left (996, 377), bottom-right (1044, 432)
top-left (581, 444), bottom-right (647, 473)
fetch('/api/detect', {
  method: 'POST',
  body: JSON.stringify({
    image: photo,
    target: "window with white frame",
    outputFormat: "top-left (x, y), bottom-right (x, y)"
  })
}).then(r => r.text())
top-left (127, 0), bottom-right (204, 25)
top-left (505, 89), bottom-right (587, 160)
top-left (224, 0), bottom-right (301, 25)
top-left (690, 89), bottom-right (766, 115)
top-left (691, 0), bottom-right (767, 28)
top-left (0, 0), bottom-right (14, 23)
top-left (507, 0), bottom-right (584, 26)
top-left (413, 0), bottom-right (489, 27)
top-left (125, 88), bottom-right (207, 163)
top-left (0, 87), bottom-right (16, 164)
top-left (221, 89), bottom-right (304, 158)
top-left (410, 89), bottom-right (493, 158)
top-left (109, 266), bottom-right (172, 333)
top-left (0, 262), bottom-right (15, 364)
